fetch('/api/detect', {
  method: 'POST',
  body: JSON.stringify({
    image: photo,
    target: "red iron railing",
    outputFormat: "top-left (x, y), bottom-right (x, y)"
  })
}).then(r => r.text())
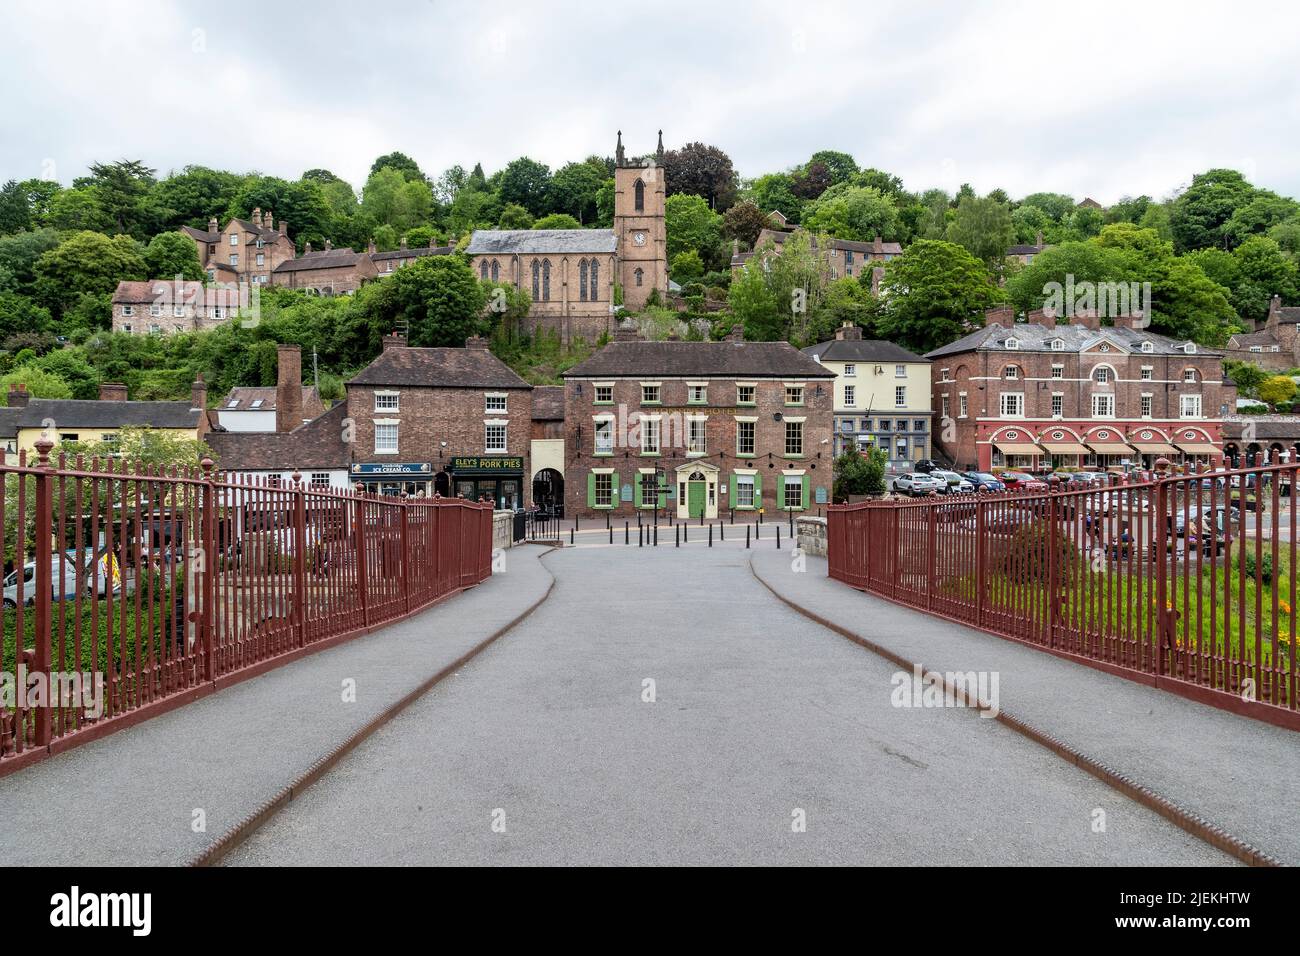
top-left (827, 463), bottom-right (1300, 730)
top-left (0, 444), bottom-right (493, 772)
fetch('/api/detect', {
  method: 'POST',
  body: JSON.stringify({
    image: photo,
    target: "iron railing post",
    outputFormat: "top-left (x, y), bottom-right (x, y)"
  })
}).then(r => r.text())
top-left (1047, 491), bottom-right (1059, 647)
top-left (926, 503), bottom-right (937, 609)
top-left (400, 498), bottom-right (411, 613)
top-left (200, 457), bottom-right (217, 681)
top-left (975, 497), bottom-right (986, 627)
top-left (32, 438), bottom-right (54, 747)
top-left (355, 493), bottom-right (369, 626)
top-left (292, 472), bottom-right (308, 648)
top-left (1154, 473), bottom-right (1169, 676)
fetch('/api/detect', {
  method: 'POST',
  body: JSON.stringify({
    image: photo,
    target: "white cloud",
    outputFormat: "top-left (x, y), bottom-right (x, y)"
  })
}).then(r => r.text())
top-left (0, 0), bottom-right (1297, 203)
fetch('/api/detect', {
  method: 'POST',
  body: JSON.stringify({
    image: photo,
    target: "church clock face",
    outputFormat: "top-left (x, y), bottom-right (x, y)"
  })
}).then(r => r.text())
top-left (633, 231), bottom-right (646, 246)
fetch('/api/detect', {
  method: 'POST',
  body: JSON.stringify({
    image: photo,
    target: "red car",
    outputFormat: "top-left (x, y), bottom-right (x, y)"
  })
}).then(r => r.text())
top-left (998, 471), bottom-right (1048, 492)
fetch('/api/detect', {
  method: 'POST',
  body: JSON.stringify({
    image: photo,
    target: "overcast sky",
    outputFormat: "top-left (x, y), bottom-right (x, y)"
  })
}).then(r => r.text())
top-left (3, 0), bottom-right (1298, 203)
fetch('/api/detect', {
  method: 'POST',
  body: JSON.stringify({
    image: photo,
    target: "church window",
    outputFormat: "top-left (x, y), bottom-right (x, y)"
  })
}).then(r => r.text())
top-left (542, 259), bottom-right (551, 301)
top-left (635, 179), bottom-right (645, 212)
top-left (579, 259), bottom-right (589, 302)
top-left (634, 267), bottom-right (644, 287)
top-left (531, 260), bottom-right (540, 299)
top-left (589, 259), bottom-right (599, 300)
top-left (490, 260), bottom-right (499, 281)
top-left (480, 260), bottom-right (488, 280)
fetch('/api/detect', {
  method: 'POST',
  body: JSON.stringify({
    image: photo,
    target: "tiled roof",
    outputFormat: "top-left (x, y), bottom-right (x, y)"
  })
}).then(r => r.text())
top-left (564, 340), bottom-right (835, 379)
top-left (207, 403), bottom-right (350, 472)
top-left (180, 225), bottom-right (219, 243)
top-left (274, 249), bottom-right (367, 273)
top-left (370, 245), bottom-right (455, 262)
top-left (466, 230), bottom-right (617, 255)
top-left (0, 406), bottom-right (22, 438)
top-left (220, 386), bottom-right (327, 418)
top-left (17, 399), bottom-right (204, 430)
top-left (757, 228), bottom-right (902, 256)
top-left (112, 280), bottom-right (248, 307)
top-left (1006, 244), bottom-right (1044, 256)
top-left (803, 339), bottom-right (929, 363)
top-left (348, 347), bottom-right (531, 389)
top-left (531, 386), bottom-right (565, 420)
top-left (230, 218), bottom-right (287, 242)
top-left (1222, 415), bottom-right (1300, 441)
top-left (1227, 330), bottom-right (1283, 347)
top-left (1277, 307), bottom-right (1300, 324)
top-left (925, 322), bottom-right (1223, 360)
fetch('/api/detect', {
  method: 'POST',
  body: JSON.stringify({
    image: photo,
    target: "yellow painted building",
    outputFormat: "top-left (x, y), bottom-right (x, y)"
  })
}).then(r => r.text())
top-left (2, 382), bottom-right (208, 461)
top-left (803, 324), bottom-right (933, 465)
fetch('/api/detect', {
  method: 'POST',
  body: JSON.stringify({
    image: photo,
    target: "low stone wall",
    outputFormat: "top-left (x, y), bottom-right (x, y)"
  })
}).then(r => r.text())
top-left (493, 511), bottom-right (514, 552)
top-left (796, 516), bottom-right (828, 557)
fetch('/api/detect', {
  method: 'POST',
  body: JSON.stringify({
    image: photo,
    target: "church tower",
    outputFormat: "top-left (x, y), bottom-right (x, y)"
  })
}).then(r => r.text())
top-left (613, 130), bottom-right (668, 311)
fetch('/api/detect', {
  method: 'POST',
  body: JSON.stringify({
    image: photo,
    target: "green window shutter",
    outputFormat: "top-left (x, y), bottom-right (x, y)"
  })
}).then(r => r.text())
top-left (634, 471), bottom-right (643, 508)
top-left (754, 473), bottom-right (762, 508)
top-left (801, 475), bottom-right (809, 510)
top-left (587, 473), bottom-right (596, 508)
top-left (777, 475), bottom-right (786, 511)
top-left (657, 478), bottom-right (666, 508)
top-left (729, 474), bottom-right (737, 506)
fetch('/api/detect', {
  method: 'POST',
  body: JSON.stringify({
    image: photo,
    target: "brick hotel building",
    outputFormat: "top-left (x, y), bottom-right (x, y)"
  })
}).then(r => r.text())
top-left (928, 309), bottom-right (1234, 472)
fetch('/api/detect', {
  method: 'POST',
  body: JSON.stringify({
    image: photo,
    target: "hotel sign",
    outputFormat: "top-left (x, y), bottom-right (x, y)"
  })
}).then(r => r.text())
top-left (450, 456), bottom-right (524, 475)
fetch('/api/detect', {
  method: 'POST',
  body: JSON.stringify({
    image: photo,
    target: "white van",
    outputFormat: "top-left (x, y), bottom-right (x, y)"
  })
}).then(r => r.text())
top-left (2, 553), bottom-right (123, 608)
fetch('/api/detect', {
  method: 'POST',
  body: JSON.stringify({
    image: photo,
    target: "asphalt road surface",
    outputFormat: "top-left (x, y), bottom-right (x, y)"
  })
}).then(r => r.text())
top-left (224, 546), bottom-right (1233, 866)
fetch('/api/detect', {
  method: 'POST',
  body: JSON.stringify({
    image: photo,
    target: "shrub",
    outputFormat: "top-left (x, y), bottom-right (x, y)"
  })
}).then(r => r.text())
top-left (992, 521), bottom-right (1077, 585)
top-left (1241, 551), bottom-right (1274, 586)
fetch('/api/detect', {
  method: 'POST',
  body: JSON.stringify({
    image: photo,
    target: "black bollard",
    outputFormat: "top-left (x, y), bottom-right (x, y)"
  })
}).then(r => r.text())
top-left (675, 524), bottom-right (680, 547)
top-left (609, 526), bottom-right (613, 544)
top-left (708, 524), bottom-right (713, 547)
top-left (720, 522), bottom-right (725, 542)
top-left (683, 523), bottom-right (688, 544)
top-left (625, 521), bottom-right (629, 545)
top-left (570, 527), bottom-right (575, 545)
top-left (653, 524), bottom-right (658, 546)
top-left (776, 525), bottom-right (781, 550)
top-left (746, 525), bottom-right (750, 549)
top-left (639, 525), bottom-right (644, 548)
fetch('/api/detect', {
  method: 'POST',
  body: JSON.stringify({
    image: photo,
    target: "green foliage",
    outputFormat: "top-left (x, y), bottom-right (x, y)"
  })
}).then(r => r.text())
top-left (371, 255), bottom-right (488, 348)
top-left (498, 157), bottom-right (552, 216)
top-left (1170, 168), bottom-right (1255, 252)
top-left (532, 213), bottom-right (581, 230)
top-left (0, 365), bottom-right (73, 401)
top-left (670, 249), bottom-right (704, 284)
top-left (873, 239), bottom-right (1000, 353)
top-left (663, 142), bottom-right (737, 211)
top-left (1258, 375), bottom-right (1298, 409)
top-left (1240, 551), bottom-right (1274, 587)
top-left (143, 231), bottom-right (204, 280)
top-left (497, 203), bottom-right (534, 229)
top-left (34, 231), bottom-right (146, 317)
top-left (665, 193), bottom-right (725, 270)
top-left (723, 200), bottom-right (769, 249)
top-left (946, 194), bottom-right (1014, 269)
top-left (833, 447), bottom-right (886, 499)
top-left (801, 184), bottom-right (897, 242)
top-left (1225, 359), bottom-right (1268, 395)
top-left (728, 262), bottom-right (780, 342)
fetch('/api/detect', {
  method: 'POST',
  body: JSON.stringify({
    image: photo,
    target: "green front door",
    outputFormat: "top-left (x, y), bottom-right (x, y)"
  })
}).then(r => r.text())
top-left (687, 481), bottom-right (706, 518)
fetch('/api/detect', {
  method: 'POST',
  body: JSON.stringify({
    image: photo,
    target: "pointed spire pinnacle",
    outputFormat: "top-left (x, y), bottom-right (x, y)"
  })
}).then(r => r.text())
top-left (615, 130), bottom-right (626, 167)
top-left (656, 129), bottom-right (664, 160)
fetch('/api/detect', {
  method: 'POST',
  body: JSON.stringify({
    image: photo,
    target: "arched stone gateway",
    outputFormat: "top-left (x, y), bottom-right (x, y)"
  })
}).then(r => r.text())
top-left (532, 468), bottom-right (564, 516)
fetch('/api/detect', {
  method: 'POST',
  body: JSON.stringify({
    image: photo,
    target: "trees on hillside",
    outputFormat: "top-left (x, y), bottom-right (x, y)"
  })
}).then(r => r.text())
top-left (871, 240), bottom-right (1000, 353)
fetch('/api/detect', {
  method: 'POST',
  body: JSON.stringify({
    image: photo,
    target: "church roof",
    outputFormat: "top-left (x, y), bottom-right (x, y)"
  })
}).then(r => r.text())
top-left (466, 230), bottom-right (617, 255)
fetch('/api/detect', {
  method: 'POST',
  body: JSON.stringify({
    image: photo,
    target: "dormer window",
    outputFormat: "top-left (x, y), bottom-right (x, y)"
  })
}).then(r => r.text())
top-left (1183, 343), bottom-right (1197, 354)
top-left (1049, 338), bottom-right (1065, 350)
top-left (1004, 338), bottom-right (1019, 350)
top-left (1140, 341), bottom-right (1154, 353)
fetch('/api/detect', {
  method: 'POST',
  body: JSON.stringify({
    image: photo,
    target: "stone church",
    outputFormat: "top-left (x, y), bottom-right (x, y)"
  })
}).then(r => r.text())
top-left (467, 131), bottom-right (668, 343)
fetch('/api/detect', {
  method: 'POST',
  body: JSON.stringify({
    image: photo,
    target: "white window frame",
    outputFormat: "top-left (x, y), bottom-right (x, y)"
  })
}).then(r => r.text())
top-left (1092, 393), bottom-right (1116, 418)
top-left (1180, 394), bottom-right (1203, 419)
top-left (843, 384), bottom-right (856, 407)
top-left (640, 416), bottom-right (661, 454)
top-left (485, 392), bottom-right (508, 413)
top-left (894, 385), bottom-right (906, 408)
top-left (484, 421), bottom-right (508, 454)
top-left (374, 391), bottom-right (400, 412)
top-left (374, 421), bottom-right (399, 454)
top-left (999, 392), bottom-right (1024, 418)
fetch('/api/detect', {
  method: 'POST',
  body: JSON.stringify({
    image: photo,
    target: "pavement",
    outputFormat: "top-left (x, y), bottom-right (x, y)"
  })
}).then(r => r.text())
top-left (223, 545), bottom-right (1234, 867)
top-left (750, 549), bottom-right (1300, 865)
top-left (0, 544), bottom-right (554, 866)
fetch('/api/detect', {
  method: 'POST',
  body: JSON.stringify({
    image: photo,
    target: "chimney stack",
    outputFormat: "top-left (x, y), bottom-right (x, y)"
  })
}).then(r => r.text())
top-left (984, 307), bottom-right (1015, 328)
top-left (1072, 309), bottom-right (1101, 331)
top-left (464, 335), bottom-right (490, 350)
top-left (279, 219), bottom-right (288, 241)
top-left (732, 238), bottom-right (739, 258)
top-left (870, 266), bottom-right (883, 297)
top-left (873, 235), bottom-right (884, 255)
top-left (368, 238), bottom-right (377, 254)
top-left (7, 383), bottom-right (29, 408)
top-left (275, 344), bottom-right (303, 433)
top-left (835, 321), bottom-right (863, 341)
top-left (728, 325), bottom-right (745, 343)
top-left (190, 376), bottom-right (207, 411)
top-left (208, 216), bottom-right (218, 234)
top-left (98, 382), bottom-right (129, 402)
top-left (613, 323), bottom-right (640, 342)
top-left (265, 209), bottom-right (274, 232)
top-left (305, 241), bottom-right (313, 254)
top-left (1027, 308), bottom-right (1056, 329)
top-left (382, 332), bottom-right (407, 351)
top-left (428, 236), bottom-right (437, 249)
top-left (400, 237), bottom-right (408, 250)
top-left (252, 207), bottom-right (262, 228)
top-left (1111, 312), bottom-right (1138, 329)
top-left (324, 240), bottom-right (333, 252)
top-left (1035, 230), bottom-right (1044, 249)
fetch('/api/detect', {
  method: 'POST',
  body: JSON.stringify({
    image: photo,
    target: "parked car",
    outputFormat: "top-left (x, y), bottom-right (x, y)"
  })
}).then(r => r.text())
top-left (930, 470), bottom-right (975, 495)
top-left (912, 460), bottom-right (941, 474)
top-left (962, 472), bottom-right (1006, 494)
top-left (998, 471), bottom-right (1048, 492)
top-left (892, 472), bottom-right (944, 496)
top-left (957, 509), bottom-right (1038, 536)
top-left (1085, 492), bottom-right (1153, 517)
